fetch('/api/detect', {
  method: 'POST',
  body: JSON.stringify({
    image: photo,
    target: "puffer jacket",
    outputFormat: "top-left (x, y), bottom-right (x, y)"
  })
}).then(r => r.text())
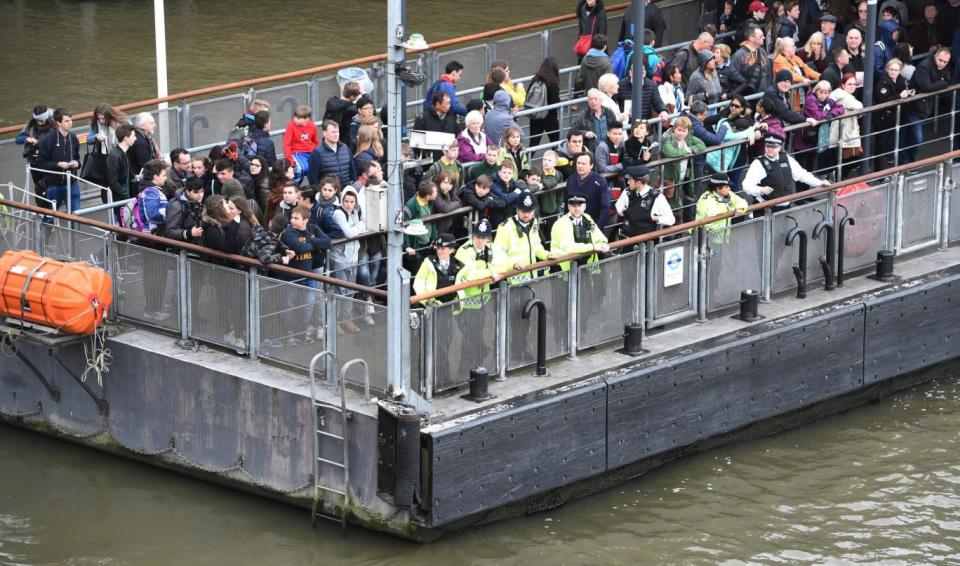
top-left (307, 141), bottom-right (356, 187)
top-left (164, 189), bottom-right (205, 245)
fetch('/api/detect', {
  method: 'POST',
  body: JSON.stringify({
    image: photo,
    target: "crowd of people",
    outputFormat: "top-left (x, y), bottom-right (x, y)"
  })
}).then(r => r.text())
top-left (11, 0), bottom-right (960, 341)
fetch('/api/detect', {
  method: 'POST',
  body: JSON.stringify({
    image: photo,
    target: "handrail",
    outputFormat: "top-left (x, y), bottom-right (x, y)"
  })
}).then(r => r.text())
top-left (409, 149), bottom-right (960, 304)
top-left (0, 3), bottom-right (630, 136)
top-left (0, 198), bottom-right (387, 298)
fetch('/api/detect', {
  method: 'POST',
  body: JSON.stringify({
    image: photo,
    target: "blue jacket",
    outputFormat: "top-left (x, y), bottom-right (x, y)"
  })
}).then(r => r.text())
top-left (873, 20), bottom-right (900, 76)
top-left (307, 141), bottom-right (356, 187)
top-left (565, 171), bottom-right (611, 229)
top-left (422, 75), bottom-right (468, 117)
top-left (248, 128), bottom-right (277, 165)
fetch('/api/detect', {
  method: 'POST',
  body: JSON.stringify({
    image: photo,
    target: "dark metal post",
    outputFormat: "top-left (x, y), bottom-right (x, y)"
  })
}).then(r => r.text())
top-left (861, 0), bottom-right (878, 164)
top-left (521, 297), bottom-right (547, 376)
top-left (630, 0), bottom-right (646, 120)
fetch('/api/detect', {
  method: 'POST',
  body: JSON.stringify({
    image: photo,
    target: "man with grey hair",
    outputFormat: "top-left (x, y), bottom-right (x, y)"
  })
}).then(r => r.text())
top-left (670, 32), bottom-right (716, 84)
top-left (729, 24), bottom-right (773, 97)
top-left (128, 112), bottom-right (161, 191)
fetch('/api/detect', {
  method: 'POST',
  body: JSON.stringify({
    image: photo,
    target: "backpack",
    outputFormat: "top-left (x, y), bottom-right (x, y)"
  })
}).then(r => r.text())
top-left (610, 40), bottom-right (634, 80)
top-left (226, 124), bottom-right (258, 158)
top-left (319, 204), bottom-right (346, 240)
top-left (240, 224), bottom-right (281, 264)
top-left (125, 186), bottom-right (168, 234)
top-left (523, 79), bottom-right (549, 120)
top-left (651, 58), bottom-right (668, 84)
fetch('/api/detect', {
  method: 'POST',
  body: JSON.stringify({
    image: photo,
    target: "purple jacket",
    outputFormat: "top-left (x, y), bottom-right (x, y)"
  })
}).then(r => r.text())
top-left (794, 92), bottom-right (845, 152)
top-left (457, 129), bottom-right (488, 164)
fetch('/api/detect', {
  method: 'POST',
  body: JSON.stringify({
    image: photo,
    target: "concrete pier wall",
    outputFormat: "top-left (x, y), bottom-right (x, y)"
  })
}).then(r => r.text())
top-left (421, 270), bottom-right (960, 529)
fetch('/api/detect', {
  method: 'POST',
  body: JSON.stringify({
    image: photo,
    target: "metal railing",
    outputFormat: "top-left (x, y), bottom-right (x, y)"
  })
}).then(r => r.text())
top-left (411, 149), bottom-right (960, 394)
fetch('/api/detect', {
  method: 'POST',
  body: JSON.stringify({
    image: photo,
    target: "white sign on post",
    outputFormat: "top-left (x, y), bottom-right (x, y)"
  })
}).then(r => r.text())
top-left (663, 246), bottom-right (684, 287)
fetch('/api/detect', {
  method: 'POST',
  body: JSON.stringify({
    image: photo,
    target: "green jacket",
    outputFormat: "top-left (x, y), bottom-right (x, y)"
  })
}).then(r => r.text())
top-left (660, 128), bottom-right (706, 209)
top-left (402, 195), bottom-right (437, 253)
top-left (537, 170), bottom-right (565, 217)
top-left (550, 212), bottom-right (607, 271)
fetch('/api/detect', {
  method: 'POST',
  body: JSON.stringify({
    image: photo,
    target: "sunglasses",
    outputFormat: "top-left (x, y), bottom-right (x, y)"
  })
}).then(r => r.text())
top-left (730, 103), bottom-right (743, 108)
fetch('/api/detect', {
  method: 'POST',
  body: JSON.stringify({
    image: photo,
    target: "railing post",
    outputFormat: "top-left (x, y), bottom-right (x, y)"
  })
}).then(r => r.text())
top-left (496, 279), bottom-right (508, 380)
top-left (422, 304), bottom-right (434, 400)
top-left (309, 75), bottom-right (321, 119)
top-left (761, 212), bottom-right (773, 302)
top-left (23, 163), bottom-right (31, 198)
top-left (567, 266), bottom-right (579, 359)
top-left (179, 100), bottom-right (191, 148)
top-left (634, 245), bottom-right (646, 333)
top-left (178, 250), bottom-right (191, 346)
top-left (104, 236), bottom-right (117, 322)
top-left (541, 29), bottom-right (550, 60)
top-left (485, 40), bottom-right (496, 72)
top-left (644, 241), bottom-right (655, 326)
top-left (247, 266), bottom-right (259, 361)
top-left (939, 162), bottom-right (952, 251)
top-left (893, 104), bottom-right (901, 165)
top-left (696, 228), bottom-right (708, 323)
top-left (324, 287), bottom-right (338, 382)
top-left (890, 172), bottom-right (904, 252)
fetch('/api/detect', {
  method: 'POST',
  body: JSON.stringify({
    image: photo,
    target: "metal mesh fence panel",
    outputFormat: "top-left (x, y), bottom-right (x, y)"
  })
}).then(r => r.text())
top-left (188, 259), bottom-right (249, 351)
top-left (186, 94), bottom-right (247, 148)
top-left (334, 295), bottom-right (388, 394)
top-left (837, 184), bottom-right (890, 272)
top-left (151, 107), bottom-right (183, 155)
top-left (494, 33), bottom-right (544, 80)
top-left (432, 290), bottom-right (499, 392)
top-left (0, 212), bottom-right (37, 255)
top-left (658, 0), bottom-right (703, 46)
top-left (438, 46), bottom-right (488, 97)
top-left (507, 271), bottom-right (570, 371)
top-left (772, 201), bottom-right (829, 294)
top-left (113, 241), bottom-right (180, 332)
top-left (651, 236), bottom-right (695, 320)
top-left (410, 309), bottom-right (423, 396)
top-left (548, 24), bottom-right (580, 70)
top-left (253, 82), bottom-right (311, 123)
top-left (899, 170), bottom-right (939, 250)
top-left (578, 251), bottom-right (640, 349)
top-left (706, 217), bottom-right (765, 312)
top-left (314, 76), bottom-right (343, 116)
top-left (0, 141), bottom-right (25, 187)
top-left (257, 275), bottom-right (325, 371)
top-left (951, 164), bottom-right (960, 242)
top-left (41, 223), bottom-right (107, 267)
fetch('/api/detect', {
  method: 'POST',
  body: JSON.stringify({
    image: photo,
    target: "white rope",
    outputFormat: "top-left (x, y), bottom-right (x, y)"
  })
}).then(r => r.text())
top-left (81, 324), bottom-right (111, 387)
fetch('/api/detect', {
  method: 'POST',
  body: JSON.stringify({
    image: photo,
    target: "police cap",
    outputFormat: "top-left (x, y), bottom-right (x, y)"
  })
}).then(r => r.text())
top-left (472, 218), bottom-right (493, 238)
top-left (764, 135), bottom-right (784, 147)
top-left (623, 165), bottom-right (651, 180)
top-left (433, 233), bottom-right (457, 248)
top-left (516, 191), bottom-right (537, 212)
top-left (566, 194), bottom-right (587, 205)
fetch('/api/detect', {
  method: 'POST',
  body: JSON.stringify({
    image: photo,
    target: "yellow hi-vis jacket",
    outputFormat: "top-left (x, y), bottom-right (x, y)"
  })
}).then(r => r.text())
top-left (492, 216), bottom-right (550, 284)
top-left (694, 191), bottom-right (749, 245)
top-left (550, 212), bottom-right (607, 271)
top-left (413, 256), bottom-right (464, 306)
top-left (454, 242), bottom-right (496, 309)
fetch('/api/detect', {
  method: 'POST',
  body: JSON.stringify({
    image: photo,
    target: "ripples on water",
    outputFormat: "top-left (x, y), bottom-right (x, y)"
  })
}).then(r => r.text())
top-left (1, 377), bottom-right (959, 565)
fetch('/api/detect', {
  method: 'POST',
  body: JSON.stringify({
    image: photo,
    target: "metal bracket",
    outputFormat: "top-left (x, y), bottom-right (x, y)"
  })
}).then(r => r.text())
top-left (52, 353), bottom-right (109, 416)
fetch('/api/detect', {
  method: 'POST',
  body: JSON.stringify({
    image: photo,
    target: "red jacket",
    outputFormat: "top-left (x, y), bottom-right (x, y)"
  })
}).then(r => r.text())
top-left (282, 120), bottom-right (319, 160)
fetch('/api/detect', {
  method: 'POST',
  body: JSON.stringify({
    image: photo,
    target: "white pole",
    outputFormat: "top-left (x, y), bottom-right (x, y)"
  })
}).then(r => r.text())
top-left (154, 0), bottom-right (171, 160)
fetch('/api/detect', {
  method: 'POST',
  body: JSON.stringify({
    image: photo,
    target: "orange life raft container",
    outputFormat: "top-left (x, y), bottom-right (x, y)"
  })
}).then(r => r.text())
top-left (0, 250), bottom-right (112, 335)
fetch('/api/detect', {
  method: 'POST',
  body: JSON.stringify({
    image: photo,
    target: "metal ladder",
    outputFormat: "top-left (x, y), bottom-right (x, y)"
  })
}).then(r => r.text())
top-left (308, 351), bottom-right (369, 532)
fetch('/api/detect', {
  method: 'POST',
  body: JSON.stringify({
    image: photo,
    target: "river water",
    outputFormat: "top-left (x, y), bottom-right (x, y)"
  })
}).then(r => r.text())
top-left (2, 375), bottom-right (959, 564)
top-left (0, 0), bottom-right (578, 127)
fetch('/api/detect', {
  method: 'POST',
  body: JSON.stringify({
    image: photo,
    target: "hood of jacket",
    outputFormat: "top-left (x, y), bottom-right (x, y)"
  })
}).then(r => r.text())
top-left (697, 49), bottom-right (715, 70)
top-left (584, 48), bottom-right (610, 60)
top-left (340, 187), bottom-right (361, 218)
top-left (491, 90), bottom-right (512, 112)
top-left (878, 19), bottom-right (899, 48)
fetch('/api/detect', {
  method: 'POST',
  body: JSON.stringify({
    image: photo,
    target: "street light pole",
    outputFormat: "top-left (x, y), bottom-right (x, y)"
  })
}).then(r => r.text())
top-left (861, 0), bottom-right (878, 167)
top-left (153, 0), bottom-right (170, 156)
top-left (629, 0), bottom-right (646, 121)
top-left (386, 0), bottom-right (411, 400)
